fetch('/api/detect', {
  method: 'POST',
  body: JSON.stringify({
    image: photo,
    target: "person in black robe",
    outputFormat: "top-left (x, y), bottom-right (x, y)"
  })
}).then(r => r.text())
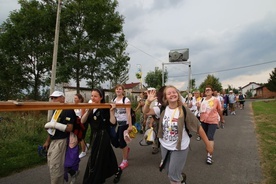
top-left (81, 88), bottom-right (122, 184)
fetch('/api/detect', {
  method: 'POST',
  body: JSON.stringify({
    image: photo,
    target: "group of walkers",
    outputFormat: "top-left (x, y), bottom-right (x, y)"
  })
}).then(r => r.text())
top-left (43, 84), bottom-right (131, 184)
top-left (42, 84), bottom-right (245, 184)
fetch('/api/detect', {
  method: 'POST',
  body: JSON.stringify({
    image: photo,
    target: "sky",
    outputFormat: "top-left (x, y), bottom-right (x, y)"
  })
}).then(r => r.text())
top-left (1, 0), bottom-right (276, 91)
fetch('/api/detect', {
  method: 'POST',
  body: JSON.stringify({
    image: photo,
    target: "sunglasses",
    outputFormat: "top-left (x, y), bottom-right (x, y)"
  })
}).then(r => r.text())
top-left (50, 96), bottom-right (59, 100)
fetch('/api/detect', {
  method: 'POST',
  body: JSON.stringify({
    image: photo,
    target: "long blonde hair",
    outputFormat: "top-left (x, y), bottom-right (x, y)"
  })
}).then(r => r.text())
top-left (162, 85), bottom-right (184, 117)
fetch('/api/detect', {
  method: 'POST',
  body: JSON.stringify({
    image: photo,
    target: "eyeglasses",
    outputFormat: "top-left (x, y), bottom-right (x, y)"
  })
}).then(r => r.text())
top-left (205, 89), bottom-right (212, 92)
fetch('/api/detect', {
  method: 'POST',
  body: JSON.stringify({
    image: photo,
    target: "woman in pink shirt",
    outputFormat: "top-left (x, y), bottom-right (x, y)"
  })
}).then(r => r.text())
top-left (199, 85), bottom-right (224, 165)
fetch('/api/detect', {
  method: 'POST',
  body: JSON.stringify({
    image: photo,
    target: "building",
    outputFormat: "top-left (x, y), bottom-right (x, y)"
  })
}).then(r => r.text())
top-left (255, 86), bottom-right (276, 98)
top-left (123, 82), bottom-right (146, 102)
top-left (240, 82), bottom-right (261, 96)
top-left (63, 82), bottom-right (145, 103)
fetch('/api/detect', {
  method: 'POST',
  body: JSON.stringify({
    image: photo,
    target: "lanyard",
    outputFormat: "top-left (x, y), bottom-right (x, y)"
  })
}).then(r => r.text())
top-left (168, 108), bottom-right (178, 131)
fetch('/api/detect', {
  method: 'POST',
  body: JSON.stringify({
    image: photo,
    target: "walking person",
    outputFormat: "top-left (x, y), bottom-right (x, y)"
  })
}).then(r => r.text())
top-left (222, 91), bottom-right (229, 116)
top-left (74, 94), bottom-right (89, 159)
top-left (81, 88), bottom-right (122, 184)
top-left (144, 87), bottom-right (160, 154)
top-left (112, 84), bottom-right (133, 170)
top-left (144, 85), bottom-right (213, 184)
top-left (134, 92), bottom-right (147, 134)
top-left (188, 90), bottom-right (203, 140)
top-left (228, 90), bottom-right (236, 115)
top-left (198, 85), bottom-right (224, 165)
top-left (43, 91), bottom-right (77, 184)
top-left (63, 93), bottom-right (86, 184)
top-left (238, 92), bottom-right (245, 109)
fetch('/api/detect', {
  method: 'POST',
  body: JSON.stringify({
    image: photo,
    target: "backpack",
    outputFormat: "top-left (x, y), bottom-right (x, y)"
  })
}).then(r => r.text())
top-left (73, 117), bottom-right (86, 142)
top-left (113, 97), bottom-right (136, 124)
top-left (239, 94), bottom-right (244, 101)
top-left (160, 105), bottom-right (192, 138)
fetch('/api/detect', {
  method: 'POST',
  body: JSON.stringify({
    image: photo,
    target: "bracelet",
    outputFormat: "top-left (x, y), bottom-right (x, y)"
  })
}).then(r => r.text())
top-left (145, 100), bottom-right (151, 106)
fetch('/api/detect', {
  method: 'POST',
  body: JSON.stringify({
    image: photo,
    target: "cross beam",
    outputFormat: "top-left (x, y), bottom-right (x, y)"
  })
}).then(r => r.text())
top-left (0, 102), bottom-right (130, 112)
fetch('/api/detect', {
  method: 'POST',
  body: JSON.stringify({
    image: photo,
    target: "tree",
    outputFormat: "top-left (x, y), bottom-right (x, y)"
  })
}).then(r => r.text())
top-left (266, 68), bottom-right (276, 92)
top-left (0, 0), bottom-right (130, 98)
top-left (0, 0), bottom-right (56, 100)
top-left (144, 67), bottom-right (168, 89)
top-left (199, 74), bottom-right (222, 92)
top-left (190, 78), bottom-right (196, 92)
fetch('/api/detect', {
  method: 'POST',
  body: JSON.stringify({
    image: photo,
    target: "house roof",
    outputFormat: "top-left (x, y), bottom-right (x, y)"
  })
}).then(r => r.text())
top-left (123, 82), bottom-right (140, 89)
top-left (255, 85), bottom-right (266, 90)
top-left (241, 82), bottom-right (261, 89)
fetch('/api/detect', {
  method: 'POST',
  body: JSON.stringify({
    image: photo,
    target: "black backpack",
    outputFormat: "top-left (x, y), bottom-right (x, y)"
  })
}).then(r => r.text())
top-left (160, 105), bottom-right (192, 138)
top-left (113, 97), bottom-right (136, 124)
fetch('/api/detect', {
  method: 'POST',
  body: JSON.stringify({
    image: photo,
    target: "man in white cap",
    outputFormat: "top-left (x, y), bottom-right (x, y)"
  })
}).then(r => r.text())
top-left (143, 87), bottom-right (160, 154)
top-left (228, 90), bottom-right (236, 115)
top-left (43, 91), bottom-right (77, 184)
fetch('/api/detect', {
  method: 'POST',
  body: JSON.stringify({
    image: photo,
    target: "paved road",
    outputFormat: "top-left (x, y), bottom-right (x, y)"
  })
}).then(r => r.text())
top-left (0, 101), bottom-right (263, 184)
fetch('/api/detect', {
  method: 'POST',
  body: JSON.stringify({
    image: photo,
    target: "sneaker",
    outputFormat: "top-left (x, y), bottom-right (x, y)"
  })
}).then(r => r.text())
top-left (70, 170), bottom-right (79, 184)
top-left (233, 112), bottom-right (236, 115)
top-left (79, 151), bottom-right (86, 159)
top-left (119, 161), bottom-right (128, 170)
top-left (113, 167), bottom-right (122, 183)
top-left (181, 172), bottom-right (187, 184)
top-left (206, 156), bottom-right (213, 165)
top-left (196, 136), bottom-right (201, 141)
top-left (220, 123), bottom-right (224, 129)
top-left (152, 147), bottom-right (159, 154)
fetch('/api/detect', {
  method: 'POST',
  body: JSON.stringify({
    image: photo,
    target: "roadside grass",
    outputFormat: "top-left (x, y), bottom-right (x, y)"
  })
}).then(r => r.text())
top-left (0, 100), bottom-right (275, 183)
top-left (252, 100), bottom-right (276, 184)
top-left (0, 111), bottom-right (48, 177)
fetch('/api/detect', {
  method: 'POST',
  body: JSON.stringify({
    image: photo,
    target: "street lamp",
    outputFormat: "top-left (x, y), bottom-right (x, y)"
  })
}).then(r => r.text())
top-left (162, 48), bottom-right (191, 93)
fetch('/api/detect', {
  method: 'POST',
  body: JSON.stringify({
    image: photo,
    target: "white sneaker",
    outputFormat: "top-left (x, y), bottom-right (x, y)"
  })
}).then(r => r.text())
top-left (79, 151), bottom-right (86, 159)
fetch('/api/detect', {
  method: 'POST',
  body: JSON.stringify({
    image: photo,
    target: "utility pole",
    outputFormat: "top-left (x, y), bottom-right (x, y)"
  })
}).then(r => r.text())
top-left (48, 0), bottom-right (62, 121)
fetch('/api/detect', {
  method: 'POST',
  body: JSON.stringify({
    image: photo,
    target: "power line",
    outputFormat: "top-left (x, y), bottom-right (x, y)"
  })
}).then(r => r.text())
top-left (169, 60), bottom-right (276, 78)
top-left (128, 43), bottom-right (165, 63)
top-left (127, 42), bottom-right (275, 78)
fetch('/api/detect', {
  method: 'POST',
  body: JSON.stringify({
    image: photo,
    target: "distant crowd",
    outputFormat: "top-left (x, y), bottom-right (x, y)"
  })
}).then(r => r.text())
top-left (42, 85), bottom-right (246, 184)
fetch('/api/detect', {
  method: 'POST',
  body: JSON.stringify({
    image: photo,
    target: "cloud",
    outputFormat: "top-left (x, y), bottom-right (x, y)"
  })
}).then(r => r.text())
top-left (118, 0), bottom-right (276, 90)
top-left (1, 0), bottom-right (275, 91)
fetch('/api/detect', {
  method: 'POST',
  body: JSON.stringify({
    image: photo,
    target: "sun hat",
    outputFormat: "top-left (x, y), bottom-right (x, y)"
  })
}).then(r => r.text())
top-left (50, 91), bottom-right (64, 97)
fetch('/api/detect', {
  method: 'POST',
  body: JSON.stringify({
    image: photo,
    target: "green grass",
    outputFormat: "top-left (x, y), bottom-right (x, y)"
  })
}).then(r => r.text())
top-left (0, 101), bottom-right (275, 183)
top-left (252, 100), bottom-right (276, 184)
top-left (0, 111), bottom-right (92, 178)
top-left (0, 111), bottom-right (48, 177)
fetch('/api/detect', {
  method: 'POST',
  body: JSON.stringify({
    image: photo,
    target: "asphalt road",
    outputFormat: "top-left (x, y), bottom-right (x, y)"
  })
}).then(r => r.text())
top-left (0, 101), bottom-right (263, 184)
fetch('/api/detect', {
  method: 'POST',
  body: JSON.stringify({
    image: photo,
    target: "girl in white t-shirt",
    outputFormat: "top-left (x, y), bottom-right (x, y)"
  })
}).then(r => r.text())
top-left (112, 84), bottom-right (133, 170)
top-left (144, 85), bottom-right (213, 184)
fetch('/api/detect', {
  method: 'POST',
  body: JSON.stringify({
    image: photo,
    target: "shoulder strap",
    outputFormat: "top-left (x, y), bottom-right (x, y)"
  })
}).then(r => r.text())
top-left (182, 105), bottom-right (192, 138)
top-left (113, 96), bottom-right (126, 103)
top-left (160, 105), bottom-right (165, 114)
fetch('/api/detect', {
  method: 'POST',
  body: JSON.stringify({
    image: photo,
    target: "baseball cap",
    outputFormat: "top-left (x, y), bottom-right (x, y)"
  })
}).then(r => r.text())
top-left (229, 90), bottom-right (233, 93)
top-left (50, 91), bottom-right (64, 97)
top-left (147, 87), bottom-right (156, 91)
